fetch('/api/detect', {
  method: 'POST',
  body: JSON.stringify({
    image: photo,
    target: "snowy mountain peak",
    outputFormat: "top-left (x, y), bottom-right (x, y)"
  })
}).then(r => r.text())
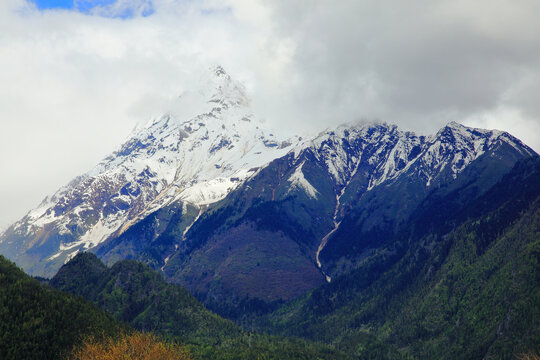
top-left (211, 64), bottom-right (229, 78)
top-left (445, 120), bottom-right (464, 129)
top-left (201, 65), bottom-right (249, 109)
top-left (0, 67), bottom-right (300, 272)
top-left (133, 65), bottom-right (249, 133)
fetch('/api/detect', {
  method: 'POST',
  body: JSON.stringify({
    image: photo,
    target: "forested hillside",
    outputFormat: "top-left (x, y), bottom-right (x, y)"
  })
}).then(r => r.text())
top-left (50, 253), bottom-right (352, 360)
top-left (0, 255), bottom-right (123, 359)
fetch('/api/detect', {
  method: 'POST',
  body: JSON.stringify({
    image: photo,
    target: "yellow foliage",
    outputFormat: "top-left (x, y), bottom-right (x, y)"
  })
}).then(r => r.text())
top-left (69, 332), bottom-right (191, 360)
top-left (520, 352), bottom-right (540, 360)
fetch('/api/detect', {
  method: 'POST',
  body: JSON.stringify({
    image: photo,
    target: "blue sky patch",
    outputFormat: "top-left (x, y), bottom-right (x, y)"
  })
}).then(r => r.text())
top-left (32, 0), bottom-right (74, 9)
top-left (30, 0), bottom-right (155, 18)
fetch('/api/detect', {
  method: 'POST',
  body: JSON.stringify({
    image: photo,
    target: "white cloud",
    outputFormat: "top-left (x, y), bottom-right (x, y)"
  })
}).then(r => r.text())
top-left (0, 0), bottom-right (539, 229)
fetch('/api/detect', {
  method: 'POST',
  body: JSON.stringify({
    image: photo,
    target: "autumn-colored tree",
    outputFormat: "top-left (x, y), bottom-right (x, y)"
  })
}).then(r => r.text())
top-left (520, 352), bottom-right (540, 360)
top-left (69, 332), bottom-right (191, 360)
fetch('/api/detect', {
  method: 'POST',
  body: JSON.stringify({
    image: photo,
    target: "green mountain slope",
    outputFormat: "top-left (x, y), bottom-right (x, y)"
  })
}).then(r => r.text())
top-left (50, 253), bottom-right (351, 360)
top-left (262, 156), bottom-right (540, 359)
top-left (0, 255), bottom-right (122, 360)
top-left (51, 253), bottom-right (238, 340)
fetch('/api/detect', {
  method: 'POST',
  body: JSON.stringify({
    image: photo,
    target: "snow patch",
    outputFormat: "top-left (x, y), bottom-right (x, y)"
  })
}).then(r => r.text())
top-left (287, 161), bottom-right (319, 199)
top-left (65, 249), bottom-right (80, 264)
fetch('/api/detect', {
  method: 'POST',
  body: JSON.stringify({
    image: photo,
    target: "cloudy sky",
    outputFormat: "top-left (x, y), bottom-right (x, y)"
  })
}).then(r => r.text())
top-left (1, 0), bottom-right (540, 229)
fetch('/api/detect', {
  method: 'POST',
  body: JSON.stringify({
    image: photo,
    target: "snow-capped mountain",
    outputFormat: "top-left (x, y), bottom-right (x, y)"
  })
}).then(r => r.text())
top-left (0, 65), bottom-right (536, 281)
top-left (0, 66), bottom-right (297, 275)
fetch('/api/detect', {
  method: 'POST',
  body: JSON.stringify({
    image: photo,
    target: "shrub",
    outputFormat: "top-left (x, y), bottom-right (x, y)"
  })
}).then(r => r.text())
top-left (69, 332), bottom-right (191, 360)
top-left (520, 352), bottom-right (540, 360)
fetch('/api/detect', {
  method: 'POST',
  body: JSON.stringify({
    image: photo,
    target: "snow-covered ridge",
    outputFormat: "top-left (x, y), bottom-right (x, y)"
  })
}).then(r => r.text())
top-left (287, 161), bottom-right (320, 199)
top-left (293, 121), bottom-right (534, 194)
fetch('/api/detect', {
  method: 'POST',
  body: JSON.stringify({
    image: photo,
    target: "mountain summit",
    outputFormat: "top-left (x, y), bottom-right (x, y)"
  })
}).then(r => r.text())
top-left (0, 66), bottom-right (296, 275)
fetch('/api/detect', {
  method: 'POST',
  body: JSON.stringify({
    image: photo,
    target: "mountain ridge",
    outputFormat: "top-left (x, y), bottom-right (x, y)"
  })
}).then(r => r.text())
top-left (0, 67), bottom-right (535, 286)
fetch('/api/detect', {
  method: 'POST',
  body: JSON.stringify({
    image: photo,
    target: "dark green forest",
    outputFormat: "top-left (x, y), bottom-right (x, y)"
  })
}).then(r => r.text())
top-left (49, 252), bottom-right (351, 359)
top-left (0, 255), bottom-right (123, 359)
top-left (1, 252), bottom-right (351, 359)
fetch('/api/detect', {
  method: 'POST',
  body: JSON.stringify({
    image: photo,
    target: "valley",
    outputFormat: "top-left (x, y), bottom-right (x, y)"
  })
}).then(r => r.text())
top-left (316, 155), bottom-right (362, 282)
